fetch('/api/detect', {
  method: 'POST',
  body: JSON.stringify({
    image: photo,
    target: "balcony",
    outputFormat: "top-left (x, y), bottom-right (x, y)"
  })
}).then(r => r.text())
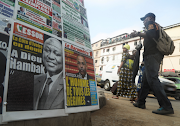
top-left (100, 32), bottom-right (141, 47)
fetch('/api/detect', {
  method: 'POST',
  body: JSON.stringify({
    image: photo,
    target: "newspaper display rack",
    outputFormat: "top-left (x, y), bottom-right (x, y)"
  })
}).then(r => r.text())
top-left (0, 0), bottom-right (99, 123)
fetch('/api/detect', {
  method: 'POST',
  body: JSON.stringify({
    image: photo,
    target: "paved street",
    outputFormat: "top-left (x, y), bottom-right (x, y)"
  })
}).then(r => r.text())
top-left (97, 86), bottom-right (177, 99)
top-left (97, 87), bottom-right (179, 106)
top-left (91, 87), bottom-right (180, 126)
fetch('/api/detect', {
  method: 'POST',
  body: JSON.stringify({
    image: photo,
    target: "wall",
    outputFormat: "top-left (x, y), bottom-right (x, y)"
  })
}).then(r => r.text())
top-left (92, 23), bottom-right (180, 74)
top-left (99, 37), bottom-right (142, 73)
top-left (92, 40), bottom-right (102, 74)
top-left (163, 25), bottom-right (180, 71)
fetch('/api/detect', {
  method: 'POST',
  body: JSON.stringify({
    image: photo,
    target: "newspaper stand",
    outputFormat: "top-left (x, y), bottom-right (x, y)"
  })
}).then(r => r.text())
top-left (0, 0), bottom-right (99, 125)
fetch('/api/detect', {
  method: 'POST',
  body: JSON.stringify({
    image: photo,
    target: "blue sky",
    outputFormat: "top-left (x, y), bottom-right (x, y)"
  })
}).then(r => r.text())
top-left (84, 0), bottom-right (180, 43)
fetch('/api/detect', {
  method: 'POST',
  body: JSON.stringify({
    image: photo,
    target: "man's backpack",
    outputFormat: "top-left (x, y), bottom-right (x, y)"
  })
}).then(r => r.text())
top-left (153, 23), bottom-right (175, 55)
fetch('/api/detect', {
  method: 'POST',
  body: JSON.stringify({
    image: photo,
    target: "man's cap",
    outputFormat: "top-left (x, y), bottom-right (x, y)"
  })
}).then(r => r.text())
top-left (140, 13), bottom-right (155, 21)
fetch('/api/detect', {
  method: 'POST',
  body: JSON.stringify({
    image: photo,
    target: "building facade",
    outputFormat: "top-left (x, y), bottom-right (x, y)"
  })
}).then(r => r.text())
top-left (92, 33), bottom-right (142, 75)
top-left (163, 23), bottom-right (180, 73)
top-left (92, 39), bottom-right (103, 75)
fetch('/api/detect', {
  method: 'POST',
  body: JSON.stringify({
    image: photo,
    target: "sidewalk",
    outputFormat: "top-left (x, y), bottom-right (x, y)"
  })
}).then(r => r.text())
top-left (91, 92), bottom-right (180, 126)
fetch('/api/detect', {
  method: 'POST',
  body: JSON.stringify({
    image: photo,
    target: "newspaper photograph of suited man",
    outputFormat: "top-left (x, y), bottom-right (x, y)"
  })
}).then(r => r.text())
top-left (34, 37), bottom-right (64, 110)
top-left (64, 43), bottom-right (98, 108)
top-left (6, 22), bottom-right (64, 112)
top-left (76, 55), bottom-right (93, 80)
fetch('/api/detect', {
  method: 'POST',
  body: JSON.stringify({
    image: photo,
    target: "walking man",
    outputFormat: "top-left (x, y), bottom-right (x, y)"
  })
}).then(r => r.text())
top-left (131, 13), bottom-right (174, 115)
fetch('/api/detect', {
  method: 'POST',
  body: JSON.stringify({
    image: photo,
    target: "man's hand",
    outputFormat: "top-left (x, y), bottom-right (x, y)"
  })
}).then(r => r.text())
top-left (130, 30), bottom-right (138, 37)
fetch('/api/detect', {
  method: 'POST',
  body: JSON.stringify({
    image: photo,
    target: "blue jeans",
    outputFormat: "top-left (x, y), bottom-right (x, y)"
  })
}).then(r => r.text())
top-left (138, 52), bottom-right (173, 110)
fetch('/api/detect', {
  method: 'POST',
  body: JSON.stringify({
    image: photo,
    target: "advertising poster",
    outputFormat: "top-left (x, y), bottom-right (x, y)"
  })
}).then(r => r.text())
top-left (62, 0), bottom-right (91, 49)
top-left (52, 0), bottom-right (62, 38)
top-left (64, 42), bottom-right (99, 113)
top-left (0, 0), bottom-right (15, 19)
top-left (16, 0), bottom-right (53, 33)
top-left (2, 21), bottom-right (67, 122)
top-left (0, 18), bottom-right (12, 124)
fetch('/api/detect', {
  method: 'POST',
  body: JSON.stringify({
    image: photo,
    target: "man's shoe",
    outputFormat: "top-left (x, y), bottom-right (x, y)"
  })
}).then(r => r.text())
top-left (133, 102), bottom-right (146, 109)
top-left (152, 107), bottom-right (174, 115)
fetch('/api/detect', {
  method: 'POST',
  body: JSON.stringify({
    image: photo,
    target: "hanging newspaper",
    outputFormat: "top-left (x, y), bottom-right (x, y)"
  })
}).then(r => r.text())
top-left (62, 0), bottom-right (91, 49)
top-left (2, 21), bottom-right (67, 122)
top-left (64, 42), bottom-right (99, 113)
top-left (0, 17), bottom-right (13, 124)
top-left (16, 0), bottom-right (53, 33)
top-left (0, 0), bottom-right (15, 19)
top-left (52, 0), bottom-right (62, 38)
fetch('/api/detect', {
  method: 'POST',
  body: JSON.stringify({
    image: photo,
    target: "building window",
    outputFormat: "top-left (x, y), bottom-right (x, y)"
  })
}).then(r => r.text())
top-left (101, 57), bottom-right (104, 64)
top-left (134, 41), bottom-right (137, 45)
top-left (92, 44), bottom-right (94, 47)
top-left (113, 55), bottom-right (115, 60)
top-left (107, 56), bottom-right (109, 62)
top-left (95, 60), bottom-right (98, 63)
top-left (96, 51), bottom-right (98, 56)
top-left (103, 49), bottom-right (105, 53)
top-left (96, 44), bottom-right (98, 47)
top-left (106, 49), bottom-right (109, 52)
top-left (113, 47), bottom-right (116, 51)
top-left (100, 66), bottom-right (103, 71)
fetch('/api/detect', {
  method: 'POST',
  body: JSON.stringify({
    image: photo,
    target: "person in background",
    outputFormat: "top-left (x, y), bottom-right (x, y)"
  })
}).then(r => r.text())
top-left (135, 61), bottom-right (145, 102)
top-left (131, 50), bottom-right (137, 59)
top-left (112, 44), bottom-right (137, 100)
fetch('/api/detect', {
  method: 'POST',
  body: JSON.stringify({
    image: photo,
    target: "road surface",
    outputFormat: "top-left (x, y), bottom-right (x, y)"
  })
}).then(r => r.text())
top-left (91, 88), bottom-right (180, 126)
